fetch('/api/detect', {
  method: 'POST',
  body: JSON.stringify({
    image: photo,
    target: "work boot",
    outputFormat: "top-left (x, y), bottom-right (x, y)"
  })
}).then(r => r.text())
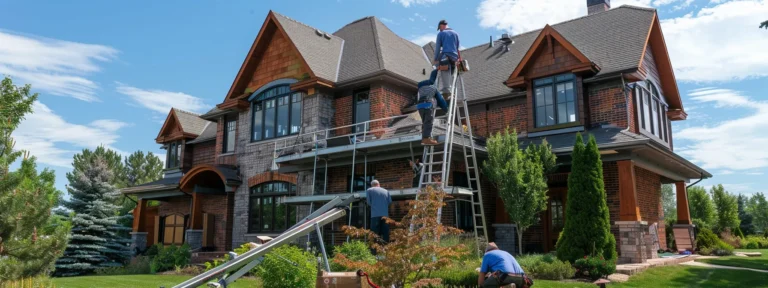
top-left (421, 138), bottom-right (439, 146)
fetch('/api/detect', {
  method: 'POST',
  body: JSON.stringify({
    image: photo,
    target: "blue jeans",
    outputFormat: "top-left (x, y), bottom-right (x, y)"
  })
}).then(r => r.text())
top-left (370, 217), bottom-right (390, 242)
top-left (439, 57), bottom-right (456, 94)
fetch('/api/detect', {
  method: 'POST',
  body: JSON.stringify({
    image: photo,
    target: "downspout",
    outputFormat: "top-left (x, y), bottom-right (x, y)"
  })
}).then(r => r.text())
top-left (687, 172), bottom-right (707, 189)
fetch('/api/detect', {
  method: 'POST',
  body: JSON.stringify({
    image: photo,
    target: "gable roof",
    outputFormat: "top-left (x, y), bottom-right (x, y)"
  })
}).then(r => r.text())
top-left (333, 16), bottom-right (432, 84)
top-left (174, 109), bottom-right (211, 135)
top-left (461, 5), bottom-right (657, 101)
top-left (272, 12), bottom-right (345, 82)
top-left (156, 108), bottom-right (213, 143)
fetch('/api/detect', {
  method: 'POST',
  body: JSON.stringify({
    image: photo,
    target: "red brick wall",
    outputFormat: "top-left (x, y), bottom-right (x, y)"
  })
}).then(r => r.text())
top-left (324, 159), bottom-right (414, 194)
top-left (369, 84), bottom-right (414, 134)
top-left (635, 165), bottom-right (666, 250)
top-left (246, 30), bottom-right (311, 93)
top-left (215, 118), bottom-right (237, 166)
top-left (159, 196), bottom-right (191, 218)
top-left (588, 81), bottom-right (633, 131)
top-left (333, 95), bottom-right (353, 136)
top-left (247, 171), bottom-right (298, 187)
top-left (468, 99), bottom-right (528, 138)
top-left (201, 194), bottom-right (229, 251)
top-left (192, 141), bottom-right (216, 166)
top-left (603, 162), bottom-right (621, 252)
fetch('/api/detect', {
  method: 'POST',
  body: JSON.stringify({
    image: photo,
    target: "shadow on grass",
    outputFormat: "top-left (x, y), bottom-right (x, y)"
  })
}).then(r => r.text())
top-left (698, 257), bottom-right (768, 271)
top-left (613, 265), bottom-right (768, 288)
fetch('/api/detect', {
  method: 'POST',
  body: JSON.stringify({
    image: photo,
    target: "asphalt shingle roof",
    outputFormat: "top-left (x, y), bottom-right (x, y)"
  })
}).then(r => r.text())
top-left (520, 127), bottom-right (649, 152)
top-left (272, 12), bottom-right (344, 82)
top-left (187, 122), bottom-right (217, 144)
top-left (174, 108), bottom-right (212, 135)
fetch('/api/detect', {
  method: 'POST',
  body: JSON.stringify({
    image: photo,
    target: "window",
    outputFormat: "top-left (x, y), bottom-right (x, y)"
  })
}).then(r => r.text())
top-left (166, 141), bottom-right (181, 169)
top-left (353, 89), bottom-right (370, 133)
top-left (248, 181), bottom-right (297, 233)
top-left (634, 81), bottom-right (670, 144)
top-left (349, 201), bottom-right (370, 229)
top-left (453, 172), bottom-right (477, 231)
top-left (162, 214), bottom-right (186, 245)
top-left (224, 117), bottom-right (236, 153)
top-left (348, 174), bottom-right (375, 192)
top-left (533, 74), bottom-right (577, 128)
top-left (250, 85), bottom-right (303, 141)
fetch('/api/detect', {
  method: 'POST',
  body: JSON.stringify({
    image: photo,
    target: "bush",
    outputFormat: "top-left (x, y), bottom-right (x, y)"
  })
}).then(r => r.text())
top-left (734, 227), bottom-right (745, 238)
top-left (95, 256), bottom-right (151, 275)
top-left (150, 244), bottom-right (191, 273)
top-left (517, 254), bottom-right (574, 280)
top-left (256, 245), bottom-right (316, 288)
top-left (144, 244), bottom-right (160, 258)
top-left (331, 240), bottom-right (376, 272)
top-left (745, 240), bottom-right (760, 249)
top-left (745, 236), bottom-right (768, 249)
top-left (720, 229), bottom-right (741, 248)
top-left (573, 256), bottom-right (615, 280)
top-left (712, 241), bottom-right (734, 256)
top-left (696, 228), bottom-right (720, 250)
top-left (423, 267), bottom-right (477, 287)
top-left (1, 276), bottom-right (55, 287)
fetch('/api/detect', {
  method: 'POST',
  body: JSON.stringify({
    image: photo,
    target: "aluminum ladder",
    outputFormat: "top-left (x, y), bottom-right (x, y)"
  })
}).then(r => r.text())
top-left (410, 63), bottom-right (488, 250)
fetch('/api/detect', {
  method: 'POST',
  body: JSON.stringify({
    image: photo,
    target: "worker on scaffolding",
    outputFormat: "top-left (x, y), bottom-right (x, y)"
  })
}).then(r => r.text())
top-left (417, 70), bottom-right (448, 146)
top-left (433, 19), bottom-right (460, 98)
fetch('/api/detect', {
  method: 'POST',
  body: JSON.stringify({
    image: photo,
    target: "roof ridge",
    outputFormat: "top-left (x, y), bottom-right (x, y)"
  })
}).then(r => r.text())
top-left (334, 16), bottom-right (374, 34)
top-left (369, 17), bottom-right (385, 71)
top-left (271, 10), bottom-right (343, 40)
top-left (173, 108), bottom-right (202, 117)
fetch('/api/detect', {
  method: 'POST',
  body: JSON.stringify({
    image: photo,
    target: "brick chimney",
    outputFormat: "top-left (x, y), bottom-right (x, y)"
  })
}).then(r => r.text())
top-left (587, 0), bottom-right (610, 15)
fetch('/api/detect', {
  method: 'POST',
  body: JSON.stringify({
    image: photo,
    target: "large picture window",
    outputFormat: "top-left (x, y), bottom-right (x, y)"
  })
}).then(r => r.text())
top-left (166, 141), bottom-right (181, 169)
top-left (635, 81), bottom-right (670, 144)
top-left (251, 85), bottom-right (303, 142)
top-left (533, 73), bottom-right (577, 128)
top-left (248, 181), bottom-right (297, 233)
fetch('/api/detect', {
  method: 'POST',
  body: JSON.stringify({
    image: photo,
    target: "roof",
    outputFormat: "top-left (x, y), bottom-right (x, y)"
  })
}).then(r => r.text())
top-left (333, 16), bottom-right (432, 84)
top-left (460, 6), bottom-right (656, 101)
top-left (272, 12), bottom-right (344, 81)
top-left (173, 108), bottom-right (213, 135)
top-left (187, 122), bottom-right (217, 144)
top-left (520, 127), bottom-right (649, 152)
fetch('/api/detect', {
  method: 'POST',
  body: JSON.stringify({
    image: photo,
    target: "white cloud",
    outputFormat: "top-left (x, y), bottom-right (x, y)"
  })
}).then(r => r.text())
top-left (410, 33), bottom-right (436, 46)
top-left (381, 17), bottom-right (395, 24)
top-left (115, 82), bottom-right (207, 114)
top-left (0, 30), bottom-right (118, 102)
top-left (12, 102), bottom-right (129, 168)
top-left (392, 0), bottom-right (441, 7)
top-left (414, 13), bottom-right (427, 22)
top-left (676, 88), bottom-right (768, 171)
top-left (720, 170), bottom-right (735, 175)
top-left (746, 171), bottom-right (764, 175)
top-left (661, 0), bottom-right (768, 81)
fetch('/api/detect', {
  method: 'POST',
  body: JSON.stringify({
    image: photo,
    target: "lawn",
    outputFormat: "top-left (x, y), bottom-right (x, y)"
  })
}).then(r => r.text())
top-left (610, 265), bottom-right (768, 288)
top-left (51, 275), bottom-right (262, 288)
top-left (696, 249), bottom-right (768, 271)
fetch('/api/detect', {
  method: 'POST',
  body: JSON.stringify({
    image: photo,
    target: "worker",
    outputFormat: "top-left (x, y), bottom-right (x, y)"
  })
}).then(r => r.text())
top-left (417, 70), bottom-right (448, 146)
top-left (478, 242), bottom-right (530, 288)
top-left (366, 180), bottom-right (392, 242)
top-left (433, 19), bottom-right (460, 98)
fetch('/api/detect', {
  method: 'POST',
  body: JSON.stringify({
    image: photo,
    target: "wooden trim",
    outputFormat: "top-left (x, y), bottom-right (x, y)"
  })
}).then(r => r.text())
top-left (618, 160), bottom-right (641, 221)
top-left (506, 25), bottom-right (596, 85)
top-left (179, 164), bottom-right (238, 193)
top-left (155, 109), bottom-right (182, 143)
top-left (675, 182), bottom-right (692, 225)
top-left (216, 99), bottom-right (250, 111)
top-left (290, 77), bottom-right (335, 91)
top-left (637, 13), bottom-right (656, 71)
top-left (132, 199), bottom-right (146, 232)
top-left (506, 63), bottom-right (597, 89)
top-left (667, 109), bottom-right (687, 121)
top-left (153, 215), bottom-right (160, 245)
top-left (190, 193), bottom-right (203, 230)
top-left (648, 13), bottom-right (683, 111)
top-left (202, 213), bottom-right (215, 248)
top-left (224, 11), bottom-right (318, 101)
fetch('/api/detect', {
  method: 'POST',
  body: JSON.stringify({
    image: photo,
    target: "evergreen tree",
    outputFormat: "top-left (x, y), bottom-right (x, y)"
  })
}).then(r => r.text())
top-left (54, 157), bottom-right (132, 276)
top-left (738, 194), bottom-right (755, 235)
top-left (72, 146), bottom-right (126, 188)
top-left (761, 20), bottom-right (768, 29)
top-left (711, 184), bottom-right (739, 234)
top-left (124, 151), bottom-right (163, 188)
top-left (484, 128), bottom-right (552, 254)
top-left (0, 76), bottom-right (69, 280)
top-left (747, 193), bottom-right (768, 233)
top-left (556, 134), bottom-right (616, 263)
top-left (662, 184), bottom-right (676, 222)
top-left (688, 186), bottom-right (715, 229)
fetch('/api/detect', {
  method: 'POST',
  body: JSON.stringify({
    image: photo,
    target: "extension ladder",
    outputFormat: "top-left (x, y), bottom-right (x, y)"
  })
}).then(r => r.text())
top-left (410, 62), bottom-right (488, 250)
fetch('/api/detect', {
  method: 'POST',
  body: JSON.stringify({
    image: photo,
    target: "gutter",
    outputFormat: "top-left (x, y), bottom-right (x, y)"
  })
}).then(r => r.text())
top-left (687, 173), bottom-right (706, 189)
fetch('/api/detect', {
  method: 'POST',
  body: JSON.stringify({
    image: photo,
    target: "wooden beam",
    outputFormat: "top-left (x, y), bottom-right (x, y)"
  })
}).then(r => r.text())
top-left (675, 182), bottom-right (692, 225)
top-left (190, 193), bottom-right (204, 230)
top-left (618, 160), bottom-right (641, 221)
top-left (132, 199), bottom-right (146, 232)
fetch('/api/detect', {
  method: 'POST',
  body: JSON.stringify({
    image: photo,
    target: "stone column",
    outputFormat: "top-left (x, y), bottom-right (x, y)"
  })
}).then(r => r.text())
top-left (614, 221), bottom-right (649, 264)
top-left (186, 230), bottom-right (203, 250)
top-left (130, 232), bottom-right (148, 255)
top-left (493, 223), bottom-right (518, 255)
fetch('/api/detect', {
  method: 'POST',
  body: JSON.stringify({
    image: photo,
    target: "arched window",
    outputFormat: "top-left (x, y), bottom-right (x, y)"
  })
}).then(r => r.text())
top-left (248, 181), bottom-right (297, 233)
top-left (250, 85), bottom-right (304, 141)
top-left (162, 214), bottom-right (186, 245)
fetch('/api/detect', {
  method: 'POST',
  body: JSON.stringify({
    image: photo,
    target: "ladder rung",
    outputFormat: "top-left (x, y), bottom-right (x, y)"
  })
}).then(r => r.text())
top-left (423, 161), bottom-right (444, 165)
top-left (424, 171), bottom-right (443, 174)
top-left (469, 178), bottom-right (478, 181)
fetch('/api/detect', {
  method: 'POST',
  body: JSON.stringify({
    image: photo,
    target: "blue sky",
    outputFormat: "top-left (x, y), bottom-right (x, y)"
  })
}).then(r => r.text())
top-left (1, 0), bottom-right (766, 196)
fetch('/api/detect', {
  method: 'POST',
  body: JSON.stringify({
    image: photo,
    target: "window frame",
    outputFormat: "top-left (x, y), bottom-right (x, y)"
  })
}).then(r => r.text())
top-left (352, 88), bottom-right (371, 133)
top-left (160, 214), bottom-right (186, 245)
top-left (247, 181), bottom-right (297, 234)
top-left (250, 85), bottom-right (303, 142)
top-left (223, 116), bottom-right (236, 153)
top-left (532, 73), bottom-right (578, 128)
top-left (166, 141), bottom-right (181, 169)
top-left (634, 81), bottom-right (671, 146)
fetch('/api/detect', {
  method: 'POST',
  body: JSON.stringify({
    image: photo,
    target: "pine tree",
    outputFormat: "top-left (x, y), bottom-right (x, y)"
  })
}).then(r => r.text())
top-left (556, 134), bottom-right (616, 263)
top-left (737, 194), bottom-right (755, 236)
top-left (54, 157), bottom-right (132, 276)
top-left (124, 151), bottom-right (163, 188)
top-left (711, 184), bottom-right (739, 234)
top-left (72, 146), bottom-right (126, 188)
top-left (0, 76), bottom-right (69, 280)
top-left (688, 186), bottom-right (716, 229)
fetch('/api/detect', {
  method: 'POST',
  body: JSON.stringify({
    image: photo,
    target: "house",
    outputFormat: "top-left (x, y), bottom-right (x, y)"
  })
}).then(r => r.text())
top-left (123, 0), bottom-right (710, 264)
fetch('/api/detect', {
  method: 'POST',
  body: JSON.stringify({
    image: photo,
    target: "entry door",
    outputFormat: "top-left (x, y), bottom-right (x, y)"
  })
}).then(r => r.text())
top-left (545, 188), bottom-right (567, 252)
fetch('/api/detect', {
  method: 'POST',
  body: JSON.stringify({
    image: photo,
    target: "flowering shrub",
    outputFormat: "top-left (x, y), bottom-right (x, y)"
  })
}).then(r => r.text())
top-left (573, 255), bottom-right (615, 280)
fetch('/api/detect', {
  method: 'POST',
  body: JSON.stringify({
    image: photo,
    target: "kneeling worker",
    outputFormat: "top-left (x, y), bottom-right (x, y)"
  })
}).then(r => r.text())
top-left (417, 70), bottom-right (448, 146)
top-left (479, 242), bottom-right (530, 287)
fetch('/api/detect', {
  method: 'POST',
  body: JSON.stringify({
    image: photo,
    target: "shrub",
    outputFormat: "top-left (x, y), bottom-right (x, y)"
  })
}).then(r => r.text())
top-left (745, 236), bottom-right (768, 248)
top-left (144, 244), bottom-right (160, 258)
top-left (699, 247), bottom-right (714, 256)
top-left (720, 229), bottom-right (741, 248)
top-left (517, 254), bottom-right (574, 280)
top-left (423, 267), bottom-right (477, 287)
top-left (712, 241), bottom-right (734, 256)
top-left (573, 256), bottom-right (615, 280)
top-left (204, 254), bottom-right (231, 272)
top-left (256, 245), bottom-right (317, 288)
top-left (745, 240), bottom-right (760, 249)
top-left (696, 228), bottom-right (720, 250)
top-left (734, 227), bottom-right (745, 238)
top-left (150, 244), bottom-right (191, 273)
top-left (331, 240), bottom-right (376, 272)
top-left (95, 256), bottom-right (151, 275)
top-left (1, 276), bottom-right (55, 287)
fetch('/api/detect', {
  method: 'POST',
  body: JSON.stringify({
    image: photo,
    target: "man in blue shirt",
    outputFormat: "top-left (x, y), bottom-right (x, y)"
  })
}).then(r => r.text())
top-left (433, 19), bottom-right (460, 98)
top-left (416, 69), bottom-right (449, 146)
top-left (366, 180), bottom-right (392, 242)
top-left (479, 242), bottom-right (526, 287)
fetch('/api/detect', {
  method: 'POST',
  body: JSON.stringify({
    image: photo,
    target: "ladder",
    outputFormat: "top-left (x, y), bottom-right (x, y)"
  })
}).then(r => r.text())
top-left (410, 63), bottom-right (488, 250)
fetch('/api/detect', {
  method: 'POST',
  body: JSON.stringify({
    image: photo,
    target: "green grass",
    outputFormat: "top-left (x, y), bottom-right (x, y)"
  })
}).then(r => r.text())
top-left (611, 265), bottom-right (768, 288)
top-left (697, 249), bottom-right (768, 271)
top-left (51, 275), bottom-right (262, 288)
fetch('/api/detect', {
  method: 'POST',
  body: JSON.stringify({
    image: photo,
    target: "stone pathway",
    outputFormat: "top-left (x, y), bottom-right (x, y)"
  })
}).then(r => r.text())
top-left (615, 255), bottom-right (698, 275)
top-left (682, 261), bottom-right (768, 273)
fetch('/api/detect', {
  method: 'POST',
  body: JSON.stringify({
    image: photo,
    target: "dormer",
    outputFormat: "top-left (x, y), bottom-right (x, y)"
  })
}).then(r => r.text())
top-left (156, 108), bottom-right (213, 176)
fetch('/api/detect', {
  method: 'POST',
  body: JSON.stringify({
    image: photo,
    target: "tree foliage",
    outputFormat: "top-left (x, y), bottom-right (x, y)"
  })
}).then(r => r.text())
top-left (688, 186), bottom-right (715, 229)
top-left (747, 193), bottom-right (768, 233)
top-left (738, 194), bottom-right (755, 235)
top-left (0, 76), bottom-right (69, 280)
top-left (483, 128), bottom-right (552, 254)
top-left (556, 134), bottom-right (616, 263)
top-left (761, 20), bottom-right (768, 29)
top-left (123, 151), bottom-right (163, 188)
top-left (338, 186), bottom-right (468, 287)
top-left (662, 184), bottom-right (676, 222)
top-left (71, 146), bottom-right (126, 188)
top-left (711, 184), bottom-right (739, 234)
top-left (54, 157), bottom-right (132, 276)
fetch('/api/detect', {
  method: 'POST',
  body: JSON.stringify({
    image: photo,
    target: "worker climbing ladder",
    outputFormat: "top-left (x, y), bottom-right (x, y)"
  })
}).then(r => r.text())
top-left (411, 61), bottom-right (488, 251)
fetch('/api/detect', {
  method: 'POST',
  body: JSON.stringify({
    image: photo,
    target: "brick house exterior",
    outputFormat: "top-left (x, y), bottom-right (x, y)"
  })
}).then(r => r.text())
top-left (123, 1), bottom-right (710, 264)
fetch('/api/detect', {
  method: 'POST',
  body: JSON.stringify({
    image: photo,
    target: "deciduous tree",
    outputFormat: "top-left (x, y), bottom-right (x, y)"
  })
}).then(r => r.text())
top-left (738, 194), bottom-right (755, 235)
top-left (662, 184), bottom-right (676, 222)
top-left (688, 186), bottom-right (715, 229)
top-left (711, 184), bottom-right (739, 234)
top-left (747, 193), bottom-right (768, 233)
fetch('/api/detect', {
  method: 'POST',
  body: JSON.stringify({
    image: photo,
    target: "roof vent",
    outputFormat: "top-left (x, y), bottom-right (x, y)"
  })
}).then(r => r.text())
top-left (323, 32), bottom-right (331, 39)
top-left (489, 36), bottom-right (494, 47)
top-left (315, 29), bottom-right (323, 36)
top-left (500, 33), bottom-right (512, 43)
